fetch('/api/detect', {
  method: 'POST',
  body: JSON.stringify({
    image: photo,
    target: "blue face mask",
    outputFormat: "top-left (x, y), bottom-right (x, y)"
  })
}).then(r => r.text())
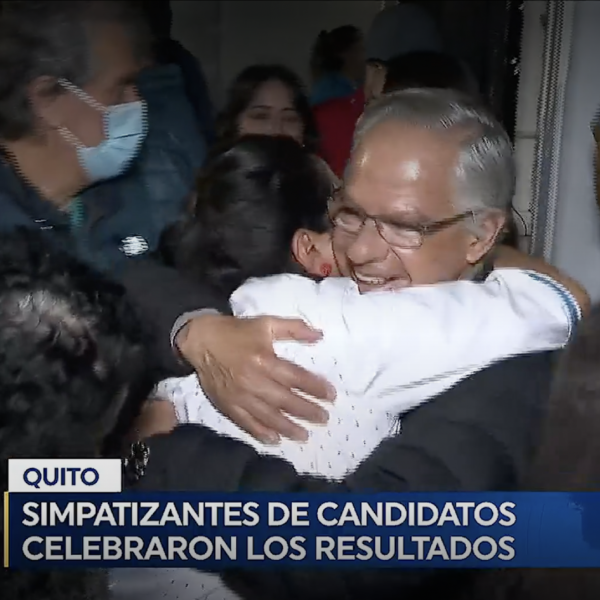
top-left (58, 79), bottom-right (148, 184)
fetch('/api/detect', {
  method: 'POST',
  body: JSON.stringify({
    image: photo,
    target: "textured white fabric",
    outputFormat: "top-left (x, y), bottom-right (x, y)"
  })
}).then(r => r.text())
top-left (155, 269), bottom-right (579, 481)
top-left (110, 569), bottom-right (241, 600)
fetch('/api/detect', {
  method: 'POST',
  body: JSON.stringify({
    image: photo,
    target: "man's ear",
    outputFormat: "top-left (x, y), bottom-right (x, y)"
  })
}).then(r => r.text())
top-left (291, 229), bottom-right (323, 276)
top-left (465, 211), bottom-right (507, 264)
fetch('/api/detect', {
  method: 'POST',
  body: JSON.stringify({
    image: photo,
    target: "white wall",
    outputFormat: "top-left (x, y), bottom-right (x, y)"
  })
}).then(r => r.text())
top-left (172, 0), bottom-right (382, 106)
top-left (549, 1), bottom-right (600, 300)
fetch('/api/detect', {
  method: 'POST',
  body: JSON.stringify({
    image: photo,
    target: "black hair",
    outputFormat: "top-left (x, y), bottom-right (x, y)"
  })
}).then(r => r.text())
top-left (167, 135), bottom-right (330, 298)
top-left (0, 229), bottom-right (152, 600)
top-left (138, 0), bottom-right (172, 41)
top-left (461, 304), bottom-right (600, 600)
top-left (383, 50), bottom-right (479, 96)
top-left (0, 1), bottom-right (150, 141)
top-left (310, 25), bottom-right (362, 80)
top-left (214, 64), bottom-right (318, 154)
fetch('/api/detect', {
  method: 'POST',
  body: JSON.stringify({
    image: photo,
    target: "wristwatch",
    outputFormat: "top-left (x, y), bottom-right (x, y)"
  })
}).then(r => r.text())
top-left (122, 440), bottom-right (150, 486)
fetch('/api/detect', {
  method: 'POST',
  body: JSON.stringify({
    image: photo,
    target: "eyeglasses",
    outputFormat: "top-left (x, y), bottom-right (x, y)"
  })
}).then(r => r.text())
top-left (328, 196), bottom-right (475, 250)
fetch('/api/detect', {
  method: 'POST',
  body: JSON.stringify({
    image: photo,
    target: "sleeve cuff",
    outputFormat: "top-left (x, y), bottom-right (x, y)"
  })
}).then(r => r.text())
top-left (523, 271), bottom-right (582, 336)
top-left (170, 308), bottom-right (221, 353)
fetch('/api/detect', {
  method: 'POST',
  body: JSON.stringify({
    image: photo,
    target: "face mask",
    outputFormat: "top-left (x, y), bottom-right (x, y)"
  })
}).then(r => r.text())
top-left (58, 79), bottom-right (147, 184)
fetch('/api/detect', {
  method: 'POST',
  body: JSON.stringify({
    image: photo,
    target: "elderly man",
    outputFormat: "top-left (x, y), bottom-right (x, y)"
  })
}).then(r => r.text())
top-left (122, 89), bottom-right (579, 599)
top-left (331, 88), bottom-right (510, 289)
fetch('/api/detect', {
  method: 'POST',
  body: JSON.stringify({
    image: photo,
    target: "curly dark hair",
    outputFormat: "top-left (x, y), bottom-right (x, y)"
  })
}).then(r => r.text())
top-left (0, 229), bottom-right (152, 600)
top-left (162, 135), bottom-right (331, 298)
top-left (214, 64), bottom-right (318, 154)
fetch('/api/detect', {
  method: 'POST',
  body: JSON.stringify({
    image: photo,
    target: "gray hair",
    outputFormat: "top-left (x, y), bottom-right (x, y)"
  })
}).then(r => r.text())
top-left (352, 88), bottom-right (515, 229)
top-left (0, 1), bottom-right (150, 141)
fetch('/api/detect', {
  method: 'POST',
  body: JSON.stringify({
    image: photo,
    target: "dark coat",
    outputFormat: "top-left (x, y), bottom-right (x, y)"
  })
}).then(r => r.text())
top-left (133, 351), bottom-right (556, 600)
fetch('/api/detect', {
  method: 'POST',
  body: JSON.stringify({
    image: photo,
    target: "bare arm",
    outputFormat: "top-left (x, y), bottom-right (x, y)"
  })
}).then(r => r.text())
top-left (493, 245), bottom-right (591, 315)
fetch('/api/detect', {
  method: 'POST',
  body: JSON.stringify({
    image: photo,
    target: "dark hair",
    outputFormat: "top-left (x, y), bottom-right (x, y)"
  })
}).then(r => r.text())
top-left (310, 25), bottom-right (362, 80)
top-left (214, 64), bottom-right (318, 154)
top-left (169, 135), bottom-right (330, 298)
top-left (383, 50), bottom-right (479, 96)
top-left (0, 229), bottom-right (151, 600)
top-left (0, 1), bottom-right (150, 140)
top-left (139, 0), bottom-right (172, 41)
top-left (461, 304), bottom-right (600, 600)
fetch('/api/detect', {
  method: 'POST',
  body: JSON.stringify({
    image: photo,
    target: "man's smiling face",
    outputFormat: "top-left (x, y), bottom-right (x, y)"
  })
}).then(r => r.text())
top-left (333, 120), bottom-right (498, 292)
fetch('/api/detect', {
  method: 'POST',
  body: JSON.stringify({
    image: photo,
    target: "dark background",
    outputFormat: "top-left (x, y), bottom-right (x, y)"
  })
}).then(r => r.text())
top-left (410, 0), bottom-right (524, 140)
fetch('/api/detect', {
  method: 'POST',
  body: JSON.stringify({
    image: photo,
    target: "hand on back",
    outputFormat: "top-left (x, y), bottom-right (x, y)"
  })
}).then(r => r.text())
top-left (176, 314), bottom-right (336, 444)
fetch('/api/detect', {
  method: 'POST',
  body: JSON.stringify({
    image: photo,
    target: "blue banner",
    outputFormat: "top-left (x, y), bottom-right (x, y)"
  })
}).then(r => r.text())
top-left (5, 492), bottom-right (600, 569)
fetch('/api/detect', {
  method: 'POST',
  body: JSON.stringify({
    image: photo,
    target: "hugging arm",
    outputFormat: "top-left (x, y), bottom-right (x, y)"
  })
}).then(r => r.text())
top-left (325, 269), bottom-right (577, 407)
top-left (493, 246), bottom-right (590, 314)
top-left (118, 259), bottom-right (334, 442)
top-left (117, 258), bottom-right (228, 379)
top-left (133, 351), bottom-right (554, 600)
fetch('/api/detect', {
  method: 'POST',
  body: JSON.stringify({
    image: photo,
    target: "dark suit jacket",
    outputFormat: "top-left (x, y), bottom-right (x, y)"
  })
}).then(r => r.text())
top-left (133, 350), bottom-right (556, 600)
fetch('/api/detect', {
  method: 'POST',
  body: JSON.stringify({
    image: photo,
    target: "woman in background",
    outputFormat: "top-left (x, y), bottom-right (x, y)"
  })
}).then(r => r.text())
top-left (309, 25), bottom-right (365, 106)
top-left (214, 64), bottom-right (338, 186)
top-left (314, 49), bottom-right (477, 179)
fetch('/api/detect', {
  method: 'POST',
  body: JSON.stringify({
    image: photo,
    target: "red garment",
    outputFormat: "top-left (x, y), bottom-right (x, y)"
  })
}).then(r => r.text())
top-left (313, 88), bottom-right (365, 179)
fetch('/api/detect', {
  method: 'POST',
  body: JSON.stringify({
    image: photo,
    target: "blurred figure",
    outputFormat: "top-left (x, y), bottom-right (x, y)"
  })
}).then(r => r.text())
top-left (314, 50), bottom-right (477, 178)
top-left (140, 0), bottom-right (215, 144)
top-left (463, 304), bottom-right (600, 600)
top-left (365, 1), bottom-right (443, 63)
top-left (309, 25), bottom-right (365, 106)
top-left (0, 229), bottom-right (150, 600)
top-left (312, 2), bottom-right (444, 177)
top-left (214, 64), bottom-right (337, 186)
top-left (382, 50), bottom-right (479, 96)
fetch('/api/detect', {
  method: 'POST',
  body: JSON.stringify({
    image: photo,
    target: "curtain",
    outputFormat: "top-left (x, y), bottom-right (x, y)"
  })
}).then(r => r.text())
top-left (529, 1), bottom-right (576, 259)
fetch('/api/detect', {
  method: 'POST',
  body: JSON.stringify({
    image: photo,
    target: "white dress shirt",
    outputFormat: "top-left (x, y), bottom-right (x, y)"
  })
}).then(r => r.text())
top-left (155, 269), bottom-right (579, 480)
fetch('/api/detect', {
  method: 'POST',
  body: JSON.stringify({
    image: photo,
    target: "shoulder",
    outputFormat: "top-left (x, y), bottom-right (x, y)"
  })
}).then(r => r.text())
top-left (154, 375), bottom-right (197, 399)
top-left (397, 351), bottom-right (557, 489)
top-left (229, 275), bottom-right (355, 318)
top-left (229, 274), bottom-right (318, 315)
top-left (137, 64), bottom-right (186, 100)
